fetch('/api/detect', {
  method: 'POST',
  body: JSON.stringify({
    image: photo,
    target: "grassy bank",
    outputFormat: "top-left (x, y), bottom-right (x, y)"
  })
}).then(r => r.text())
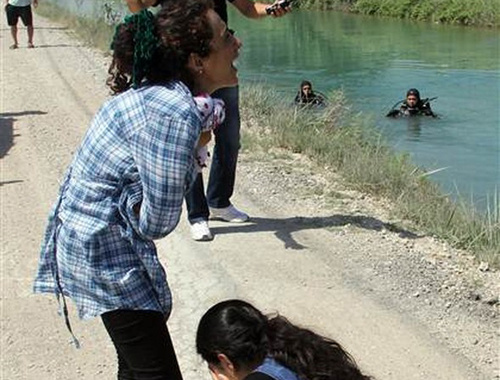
top-left (34, 3), bottom-right (500, 266)
top-left (240, 85), bottom-right (499, 266)
top-left (297, 0), bottom-right (499, 27)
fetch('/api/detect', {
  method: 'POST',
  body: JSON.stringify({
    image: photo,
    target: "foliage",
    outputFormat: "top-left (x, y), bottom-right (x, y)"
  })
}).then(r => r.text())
top-left (296, 0), bottom-right (499, 27)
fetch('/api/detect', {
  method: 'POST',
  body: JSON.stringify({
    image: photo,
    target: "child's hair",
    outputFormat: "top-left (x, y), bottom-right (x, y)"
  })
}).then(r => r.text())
top-left (196, 300), bottom-right (372, 380)
top-left (107, 0), bottom-right (214, 94)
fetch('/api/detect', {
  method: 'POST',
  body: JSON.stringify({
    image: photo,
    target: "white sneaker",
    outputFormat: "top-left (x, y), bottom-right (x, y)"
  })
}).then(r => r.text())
top-left (190, 220), bottom-right (213, 241)
top-left (210, 205), bottom-right (249, 223)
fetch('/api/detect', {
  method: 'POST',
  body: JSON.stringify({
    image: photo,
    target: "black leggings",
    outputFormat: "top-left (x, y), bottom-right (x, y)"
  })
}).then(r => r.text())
top-left (102, 310), bottom-right (183, 380)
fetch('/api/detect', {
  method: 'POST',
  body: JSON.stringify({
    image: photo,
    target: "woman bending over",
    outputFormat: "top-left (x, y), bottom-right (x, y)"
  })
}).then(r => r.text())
top-left (33, 1), bottom-right (241, 378)
top-left (197, 299), bottom-right (372, 380)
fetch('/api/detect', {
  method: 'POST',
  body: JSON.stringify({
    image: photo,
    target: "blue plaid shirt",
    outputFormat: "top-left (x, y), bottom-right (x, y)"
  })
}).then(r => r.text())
top-left (34, 81), bottom-right (200, 320)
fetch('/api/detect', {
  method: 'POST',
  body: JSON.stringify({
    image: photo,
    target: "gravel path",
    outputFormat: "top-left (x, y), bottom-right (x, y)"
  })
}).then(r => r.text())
top-left (1, 15), bottom-right (498, 380)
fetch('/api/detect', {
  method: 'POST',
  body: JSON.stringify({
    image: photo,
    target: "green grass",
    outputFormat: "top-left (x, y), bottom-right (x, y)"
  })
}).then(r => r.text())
top-left (240, 84), bottom-right (500, 266)
top-left (296, 0), bottom-right (500, 27)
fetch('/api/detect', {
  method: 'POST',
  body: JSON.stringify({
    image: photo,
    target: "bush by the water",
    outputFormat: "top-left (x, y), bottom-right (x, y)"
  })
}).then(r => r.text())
top-left (297, 0), bottom-right (499, 27)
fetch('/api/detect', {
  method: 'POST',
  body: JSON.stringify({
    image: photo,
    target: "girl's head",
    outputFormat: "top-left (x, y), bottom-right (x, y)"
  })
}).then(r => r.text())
top-left (108, 0), bottom-right (241, 94)
top-left (196, 300), bottom-right (268, 380)
top-left (197, 300), bottom-right (373, 380)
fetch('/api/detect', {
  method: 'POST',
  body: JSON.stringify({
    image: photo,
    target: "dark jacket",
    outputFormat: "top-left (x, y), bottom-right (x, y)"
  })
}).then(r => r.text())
top-left (294, 92), bottom-right (325, 107)
top-left (387, 99), bottom-right (436, 118)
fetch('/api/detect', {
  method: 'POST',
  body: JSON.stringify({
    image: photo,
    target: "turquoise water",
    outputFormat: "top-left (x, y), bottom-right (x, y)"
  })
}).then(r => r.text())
top-left (229, 10), bottom-right (499, 212)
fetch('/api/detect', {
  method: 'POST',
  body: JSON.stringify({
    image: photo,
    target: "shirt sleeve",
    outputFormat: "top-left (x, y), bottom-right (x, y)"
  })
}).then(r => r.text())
top-left (129, 110), bottom-right (199, 240)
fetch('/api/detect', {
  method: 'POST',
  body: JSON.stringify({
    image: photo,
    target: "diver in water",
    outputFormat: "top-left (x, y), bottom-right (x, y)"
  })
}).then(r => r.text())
top-left (387, 88), bottom-right (437, 118)
top-left (294, 80), bottom-right (326, 107)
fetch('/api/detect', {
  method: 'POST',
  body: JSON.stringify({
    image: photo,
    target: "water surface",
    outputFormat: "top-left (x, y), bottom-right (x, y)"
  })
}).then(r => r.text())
top-left (230, 10), bottom-right (499, 212)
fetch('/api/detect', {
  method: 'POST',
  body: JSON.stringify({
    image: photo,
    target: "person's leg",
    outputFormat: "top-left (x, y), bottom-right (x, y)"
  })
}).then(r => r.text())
top-left (27, 26), bottom-right (34, 47)
top-left (9, 26), bottom-right (19, 48)
top-left (6, 5), bottom-right (19, 48)
top-left (206, 86), bottom-right (241, 209)
top-left (19, 5), bottom-right (34, 47)
top-left (185, 173), bottom-right (209, 223)
top-left (102, 309), bottom-right (183, 380)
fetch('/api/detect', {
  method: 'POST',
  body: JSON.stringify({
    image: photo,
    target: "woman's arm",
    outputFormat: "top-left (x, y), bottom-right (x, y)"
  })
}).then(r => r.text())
top-left (130, 104), bottom-right (200, 240)
top-left (231, 0), bottom-right (290, 18)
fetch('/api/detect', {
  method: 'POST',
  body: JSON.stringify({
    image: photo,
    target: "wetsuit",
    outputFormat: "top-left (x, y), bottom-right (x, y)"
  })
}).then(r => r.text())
top-left (387, 100), bottom-right (436, 117)
top-left (294, 92), bottom-right (325, 107)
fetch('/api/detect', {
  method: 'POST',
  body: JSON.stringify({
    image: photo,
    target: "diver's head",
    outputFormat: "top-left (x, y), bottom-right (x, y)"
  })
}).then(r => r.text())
top-left (300, 80), bottom-right (313, 98)
top-left (406, 88), bottom-right (421, 108)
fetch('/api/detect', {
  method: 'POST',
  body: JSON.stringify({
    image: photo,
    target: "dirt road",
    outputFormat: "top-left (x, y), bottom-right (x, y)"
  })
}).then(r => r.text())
top-left (1, 16), bottom-right (498, 380)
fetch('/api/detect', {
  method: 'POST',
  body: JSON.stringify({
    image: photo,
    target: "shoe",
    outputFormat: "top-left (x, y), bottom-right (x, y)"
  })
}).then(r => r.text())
top-left (190, 220), bottom-right (213, 241)
top-left (9, 44), bottom-right (18, 50)
top-left (27, 42), bottom-right (35, 49)
top-left (210, 205), bottom-right (249, 223)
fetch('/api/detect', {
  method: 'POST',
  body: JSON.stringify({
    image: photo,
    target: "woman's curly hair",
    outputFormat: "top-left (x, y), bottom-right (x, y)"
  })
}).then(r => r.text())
top-left (107, 0), bottom-right (214, 94)
top-left (196, 300), bottom-right (373, 380)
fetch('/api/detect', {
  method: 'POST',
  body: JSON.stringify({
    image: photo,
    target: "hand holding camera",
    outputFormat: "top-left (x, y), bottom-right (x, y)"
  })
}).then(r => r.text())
top-left (265, 0), bottom-right (293, 16)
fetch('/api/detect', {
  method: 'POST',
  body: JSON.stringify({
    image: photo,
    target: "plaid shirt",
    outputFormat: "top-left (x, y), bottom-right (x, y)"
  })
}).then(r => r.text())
top-left (34, 81), bottom-right (200, 320)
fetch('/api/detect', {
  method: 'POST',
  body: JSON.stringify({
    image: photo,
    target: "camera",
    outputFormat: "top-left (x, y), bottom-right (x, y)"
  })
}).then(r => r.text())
top-left (265, 0), bottom-right (293, 15)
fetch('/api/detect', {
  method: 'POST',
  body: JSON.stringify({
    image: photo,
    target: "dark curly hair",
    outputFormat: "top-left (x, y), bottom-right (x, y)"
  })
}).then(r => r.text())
top-left (107, 0), bottom-right (214, 94)
top-left (196, 300), bottom-right (373, 380)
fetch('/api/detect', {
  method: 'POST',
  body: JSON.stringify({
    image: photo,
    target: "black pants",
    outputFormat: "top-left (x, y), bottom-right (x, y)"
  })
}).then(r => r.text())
top-left (185, 86), bottom-right (241, 222)
top-left (6, 4), bottom-right (33, 26)
top-left (102, 310), bottom-right (183, 380)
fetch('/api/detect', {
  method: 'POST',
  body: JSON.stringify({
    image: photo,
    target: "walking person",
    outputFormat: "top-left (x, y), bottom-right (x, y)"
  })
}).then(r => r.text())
top-left (197, 299), bottom-right (373, 380)
top-left (126, 0), bottom-right (292, 241)
top-left (33, 1), bottom-right (242, 378)
top-left (4, 0), bottom-right (38, 49)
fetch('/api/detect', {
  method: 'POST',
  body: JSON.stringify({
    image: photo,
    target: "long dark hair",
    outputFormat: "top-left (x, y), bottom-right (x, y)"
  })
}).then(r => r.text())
top-left (196, 300), bottom-right (372, 380)
top-left (107, 0), bottom-right (214, 94)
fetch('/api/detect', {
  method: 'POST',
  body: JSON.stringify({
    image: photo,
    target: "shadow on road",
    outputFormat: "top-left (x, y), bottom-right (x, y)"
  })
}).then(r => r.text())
top-left (34, 44), bottom-right (82, 49)
top-left (0, 110), bottom-right (47, 158)
top-left (34, 27), bottom-right (69, 30)
top-left (210, 215), bottom-right (420, 250)
top-left (0, 180), bottom-right (24, 187)
top-left (0, 27), bottom-right (68, 31)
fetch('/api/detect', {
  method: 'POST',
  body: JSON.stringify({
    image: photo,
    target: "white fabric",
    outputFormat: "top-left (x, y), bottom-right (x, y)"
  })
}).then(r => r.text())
top-left (8, 0), bottom-right (33, 7)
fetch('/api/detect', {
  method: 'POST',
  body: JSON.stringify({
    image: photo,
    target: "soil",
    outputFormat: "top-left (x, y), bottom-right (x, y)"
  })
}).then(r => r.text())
top-left (1, 15), bottom-right (498, 380)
